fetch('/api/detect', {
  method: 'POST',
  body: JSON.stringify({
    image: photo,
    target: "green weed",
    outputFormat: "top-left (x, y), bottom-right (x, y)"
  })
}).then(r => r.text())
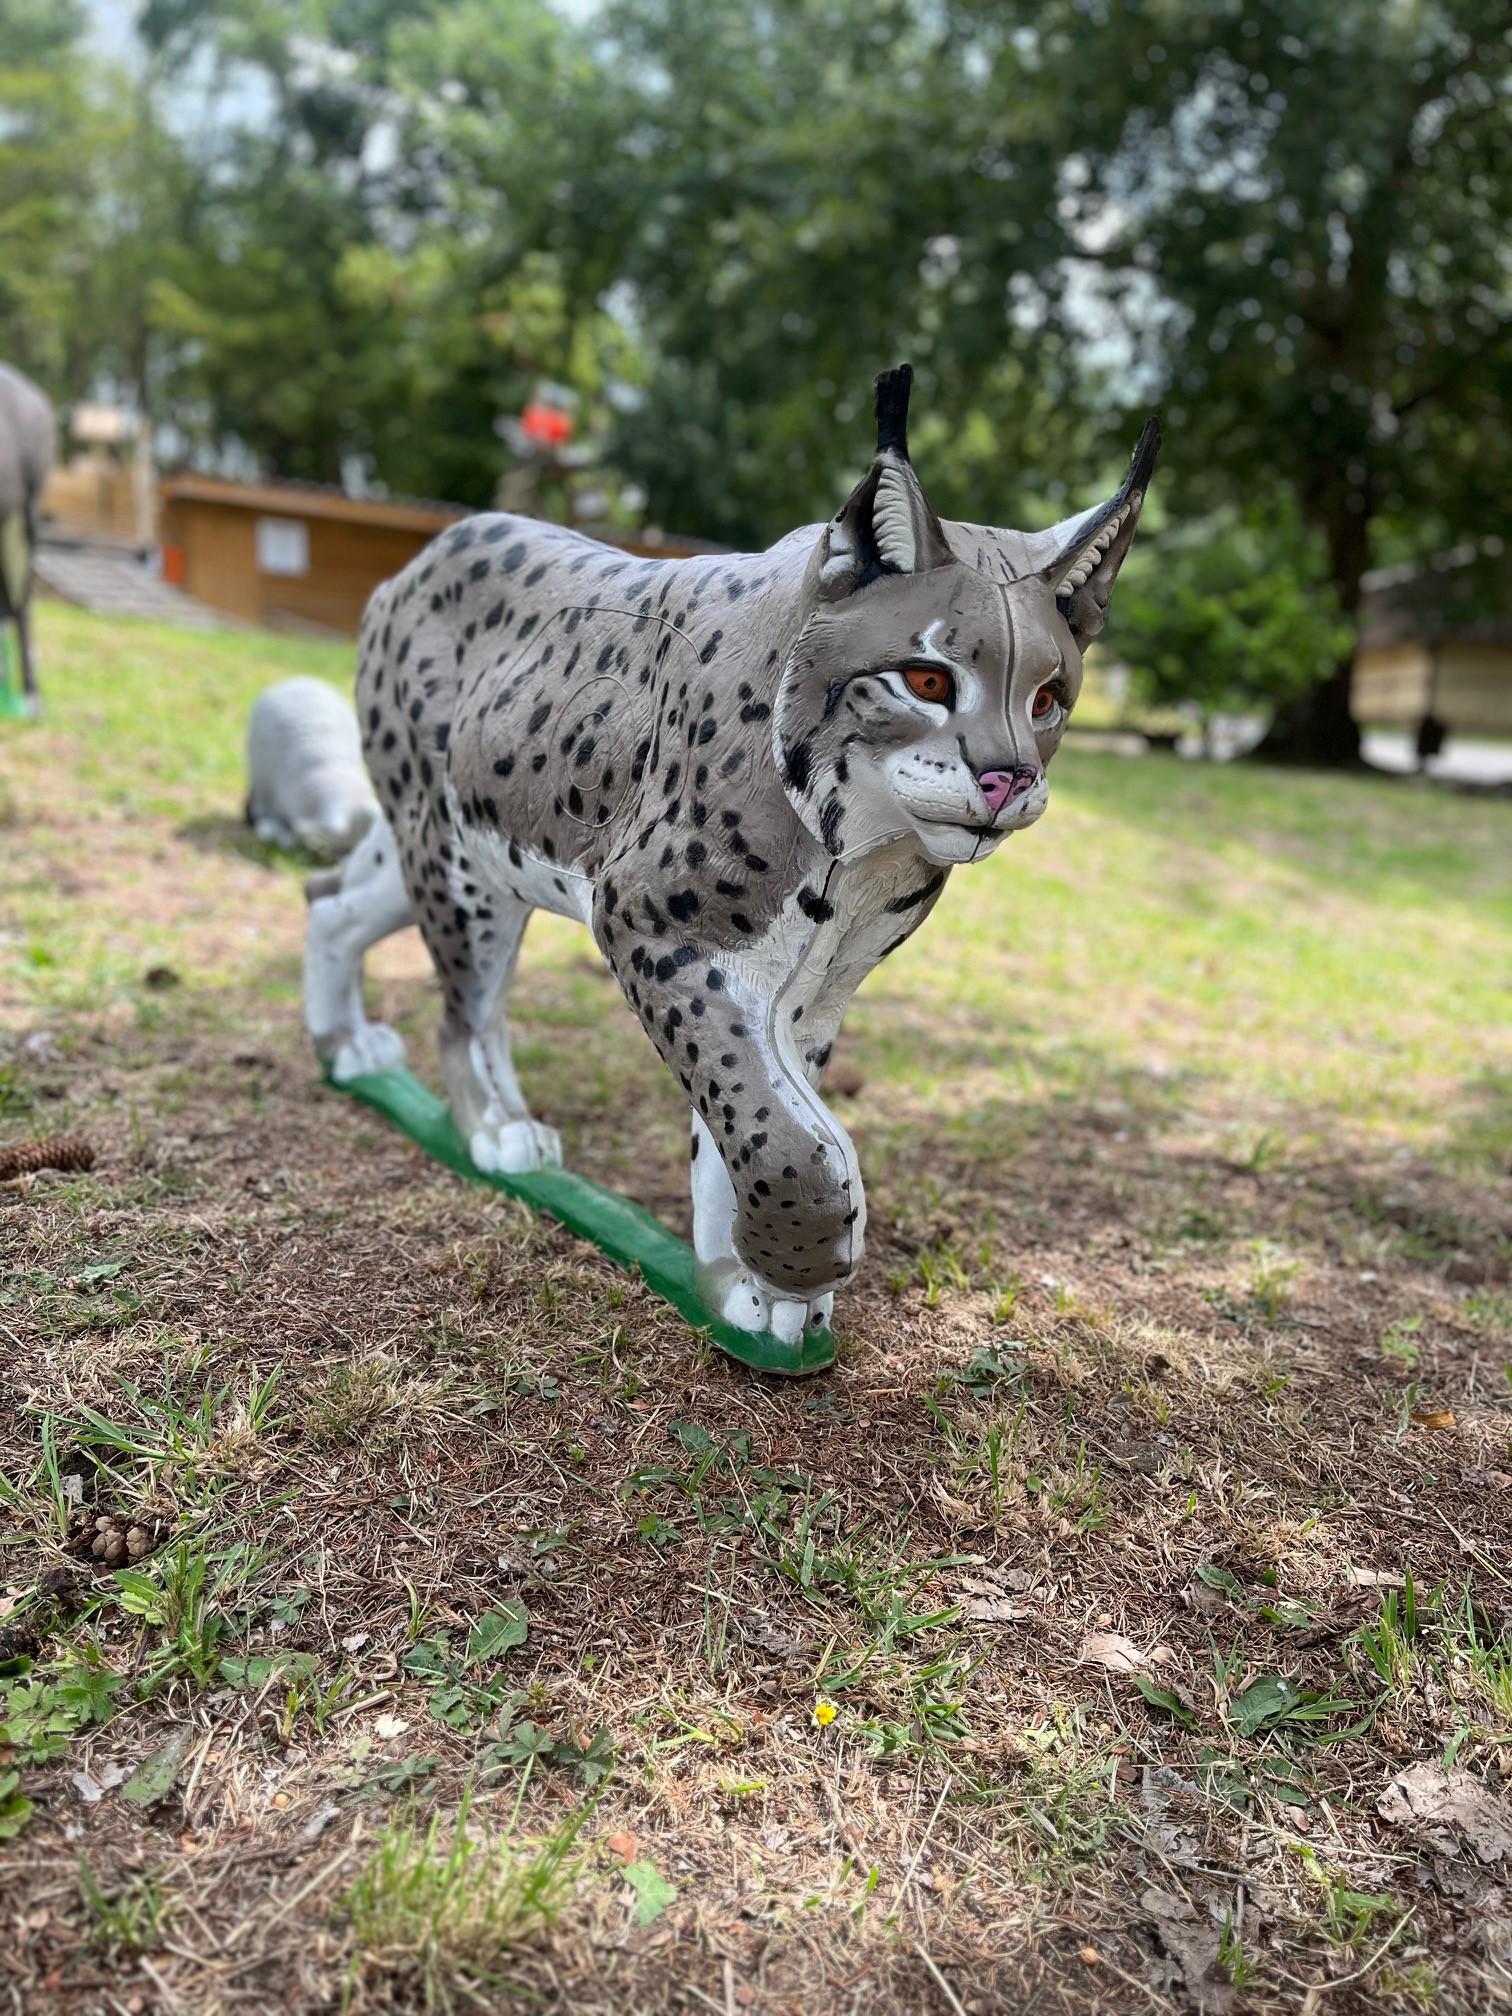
top-left (78, 1864), bottom-right (169, 1953)
top-left (1380, 1316), bottom-right (1423, 1367)
top-left (340, 1791), bottom-right (585, 2005)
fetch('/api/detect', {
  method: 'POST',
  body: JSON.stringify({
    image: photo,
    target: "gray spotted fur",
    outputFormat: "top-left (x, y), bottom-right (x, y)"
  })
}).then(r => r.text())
top-left (309, 371), bottom-right (1158, 1328)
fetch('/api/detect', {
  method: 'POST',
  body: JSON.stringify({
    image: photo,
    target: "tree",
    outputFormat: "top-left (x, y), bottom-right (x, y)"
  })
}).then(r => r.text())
top-left (1112, 503), bottom-right (1351, 744)
top-left (1025, 0), bottom-right (1512, 762)
top-left (518, 0), bottom-right (1092, 547)
top-left (0, 0), bottom-right (95, 389)
top-left (130, 0), bottom-right (636, 503)
top-left (531, 0), bottom-right (1509, 758)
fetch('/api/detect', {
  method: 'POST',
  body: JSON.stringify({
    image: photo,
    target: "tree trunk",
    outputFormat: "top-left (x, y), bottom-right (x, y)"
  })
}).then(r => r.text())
top-left (1255, 655), bottom-right (1362, 767)
top-left (1254, 501), bottom-right (1369, 767)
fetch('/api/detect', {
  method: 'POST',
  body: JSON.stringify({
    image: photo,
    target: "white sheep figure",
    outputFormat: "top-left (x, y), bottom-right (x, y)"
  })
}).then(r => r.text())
top-left (245, 676), bottom-right (379, 858)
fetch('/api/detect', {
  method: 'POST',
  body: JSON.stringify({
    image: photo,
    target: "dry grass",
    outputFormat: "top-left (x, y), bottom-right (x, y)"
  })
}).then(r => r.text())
top-left (1, 603), bottom-right (1511, 2015)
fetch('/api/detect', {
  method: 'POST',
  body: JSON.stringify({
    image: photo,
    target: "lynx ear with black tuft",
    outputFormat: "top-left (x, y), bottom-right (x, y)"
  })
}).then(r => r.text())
top-left (817, 363), bottom-right (954, 599)
top-left (1039, 417), bottom-right (1160, 648)
top-left (873, 363), bottom-right (914, 460)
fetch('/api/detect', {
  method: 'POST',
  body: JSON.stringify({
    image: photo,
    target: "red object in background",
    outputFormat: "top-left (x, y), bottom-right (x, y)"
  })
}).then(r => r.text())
top-left (162, 543), bottom-right (185, 586)
top-left (520, 401), bottom-right (574, 449)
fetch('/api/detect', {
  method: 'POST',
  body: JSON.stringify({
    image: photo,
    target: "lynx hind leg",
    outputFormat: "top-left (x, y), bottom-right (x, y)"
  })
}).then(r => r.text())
top-left (304, 815), bottom-right (413, 1081)
top-left (432, 888), bottom-right (562, 1176)
top-left (690, 1114), bottom-right (834, 1341)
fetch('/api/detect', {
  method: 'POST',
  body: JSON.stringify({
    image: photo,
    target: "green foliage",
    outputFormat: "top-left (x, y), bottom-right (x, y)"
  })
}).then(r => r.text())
top-left (403, 1603), bottom-right (533, 1729)
top-left (78, 1864), bottom-right (169, 1954)
top-left (622, 1858), bottom-right (676, 1925)
top-left (9, 1), bottom-right (1508, 758)
top-left (0, 0), bottom-right (93, 381)
top-left (341, 1790), bottom-right (586, 2002)
top-left (0, 1641), bottom-right (124, 1839)
top-left (1116, 506), bottom-right (1353, 719)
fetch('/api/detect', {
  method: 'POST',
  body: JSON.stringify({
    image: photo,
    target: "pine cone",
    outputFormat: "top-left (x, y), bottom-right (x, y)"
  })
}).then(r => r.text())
top-left (67, 1511), bottom-right (162, 1571)
top-left (0, 1135), bottom-right (95, 1181)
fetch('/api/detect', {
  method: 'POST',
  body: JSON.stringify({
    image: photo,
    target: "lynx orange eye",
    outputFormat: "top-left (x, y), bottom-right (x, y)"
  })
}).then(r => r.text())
top-left (902, 665), bottom-right (954, 706)
top-left (1031, 685), bottom-right (1059, 720)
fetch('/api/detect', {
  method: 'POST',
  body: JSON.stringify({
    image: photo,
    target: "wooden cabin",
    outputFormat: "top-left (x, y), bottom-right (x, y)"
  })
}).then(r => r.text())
top-left (157, 473), bottom-right (721, 637)
top-left (1353, 543), bottom-right (1512, 737)
top-left (158, 476), bottom-right (467, 636)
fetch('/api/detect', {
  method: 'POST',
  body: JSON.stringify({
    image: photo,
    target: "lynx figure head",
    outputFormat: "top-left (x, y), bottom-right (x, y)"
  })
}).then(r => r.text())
top-left (775, 366), bottom-right (1159, 866)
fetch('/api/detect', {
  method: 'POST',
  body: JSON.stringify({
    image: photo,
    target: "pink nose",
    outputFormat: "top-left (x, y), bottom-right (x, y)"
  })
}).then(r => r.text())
top-left (977, 766), bottom-right (1041, 817)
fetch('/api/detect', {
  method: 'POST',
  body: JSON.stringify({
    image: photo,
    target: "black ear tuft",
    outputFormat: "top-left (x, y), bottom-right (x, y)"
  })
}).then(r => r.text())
top-left (1129, 415), bottom-right (1161, 492)
top-left (874, 363), bottom-right (914, 461)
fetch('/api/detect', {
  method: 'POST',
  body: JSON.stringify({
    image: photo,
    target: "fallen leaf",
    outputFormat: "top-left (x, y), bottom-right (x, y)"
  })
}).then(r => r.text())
top-left (623, 1858), bottom-right (677, 1925)
top-left (1345, 1566), bottom-right (1405, 1589)
top-left (373, 1715), bottom-right (409, 1741)
top-left (959, 1575), bottom-right (1031, 1623)
top-left (1141, 1884), bottom-right (1235, 2015)
top-left (121, 1727), bottom-right (194, 1808)
top-left (1379, 1764), bottom-right (1512, 1864)
top-left (301, 1800), bottom-right (341, 1842)
top-left (1412, 1407), bottom-right (1457, 1431)
top-left (932, 1484), bottom-right (982, 1527)
top-left (219, 1651), bottom-right (318, 1689)
top-left (604, 1830), bottom-right (638, 1865)
top-left (70, 1762), bottom-right (126, 1805)
top-left (1082, 1631), bottom-right (1147, 1674)
top-left (964, 1595), bottom-right (1031, 1624)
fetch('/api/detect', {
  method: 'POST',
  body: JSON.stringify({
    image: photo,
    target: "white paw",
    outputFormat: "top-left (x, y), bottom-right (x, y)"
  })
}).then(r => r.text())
top-left (768, 1297), bottom-right (808, 1345)
top-left (330, 1022), bottom-right (406, 1082)
top-left (704, 1265), bottom-right (832, 1339)
top-left (469, 1118), bottom-right (562, 1175)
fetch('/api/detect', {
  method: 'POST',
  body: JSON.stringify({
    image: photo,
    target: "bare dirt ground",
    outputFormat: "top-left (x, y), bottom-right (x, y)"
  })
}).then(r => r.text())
top-left (2, 608), bottom-right (1511, 2014)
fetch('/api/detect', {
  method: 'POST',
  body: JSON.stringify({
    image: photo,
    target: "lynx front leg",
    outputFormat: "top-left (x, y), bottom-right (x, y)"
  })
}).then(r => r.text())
top-left (597, 896), bottom-right (863, 1328)
top-left (690, 1113), bottom-right (836, 1340)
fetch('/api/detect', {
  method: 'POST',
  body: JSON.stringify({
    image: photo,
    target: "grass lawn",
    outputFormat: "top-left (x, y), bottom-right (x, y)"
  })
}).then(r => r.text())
top-left (2, 599), bottom-right (1510, 2014)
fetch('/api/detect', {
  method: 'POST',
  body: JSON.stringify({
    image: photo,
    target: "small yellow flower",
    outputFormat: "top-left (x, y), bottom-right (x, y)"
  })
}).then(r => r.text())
top-left (813, 1697), bottom-right (837, 1727)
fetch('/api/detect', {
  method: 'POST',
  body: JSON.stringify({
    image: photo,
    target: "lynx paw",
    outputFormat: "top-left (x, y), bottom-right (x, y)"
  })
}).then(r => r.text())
top-left (469, 1118), bottom-right (562, 1175)
top-left (702, 1265), bottom-right (833, 1341)
top-left (330, 1023), bottom-right (406, 1082)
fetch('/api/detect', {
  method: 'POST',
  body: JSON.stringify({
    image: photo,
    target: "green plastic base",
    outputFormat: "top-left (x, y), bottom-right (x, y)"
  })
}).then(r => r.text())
top-left (0, 630), bottom-right (22, 720)
top-left (0, 655), bottom-right (30, 720)
top-left (325, 1066), bottom-right (836, 1377)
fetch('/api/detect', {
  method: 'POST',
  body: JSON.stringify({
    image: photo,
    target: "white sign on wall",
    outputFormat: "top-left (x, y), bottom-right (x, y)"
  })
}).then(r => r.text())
top-left (255, 517), bottom-right (309, 577)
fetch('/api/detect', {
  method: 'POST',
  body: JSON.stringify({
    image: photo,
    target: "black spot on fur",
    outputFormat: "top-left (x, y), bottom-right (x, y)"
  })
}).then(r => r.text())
top-left (887, 872), bottom-right (946, 914)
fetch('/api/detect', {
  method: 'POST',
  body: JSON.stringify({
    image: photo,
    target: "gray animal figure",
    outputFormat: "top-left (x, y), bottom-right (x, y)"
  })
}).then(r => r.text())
top-left (246, 676), bottom-right (380, 857)
top-left (305, 368), bottom-right (1158, 1345)
top-left (0, 364), bottom-right (57, 711)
